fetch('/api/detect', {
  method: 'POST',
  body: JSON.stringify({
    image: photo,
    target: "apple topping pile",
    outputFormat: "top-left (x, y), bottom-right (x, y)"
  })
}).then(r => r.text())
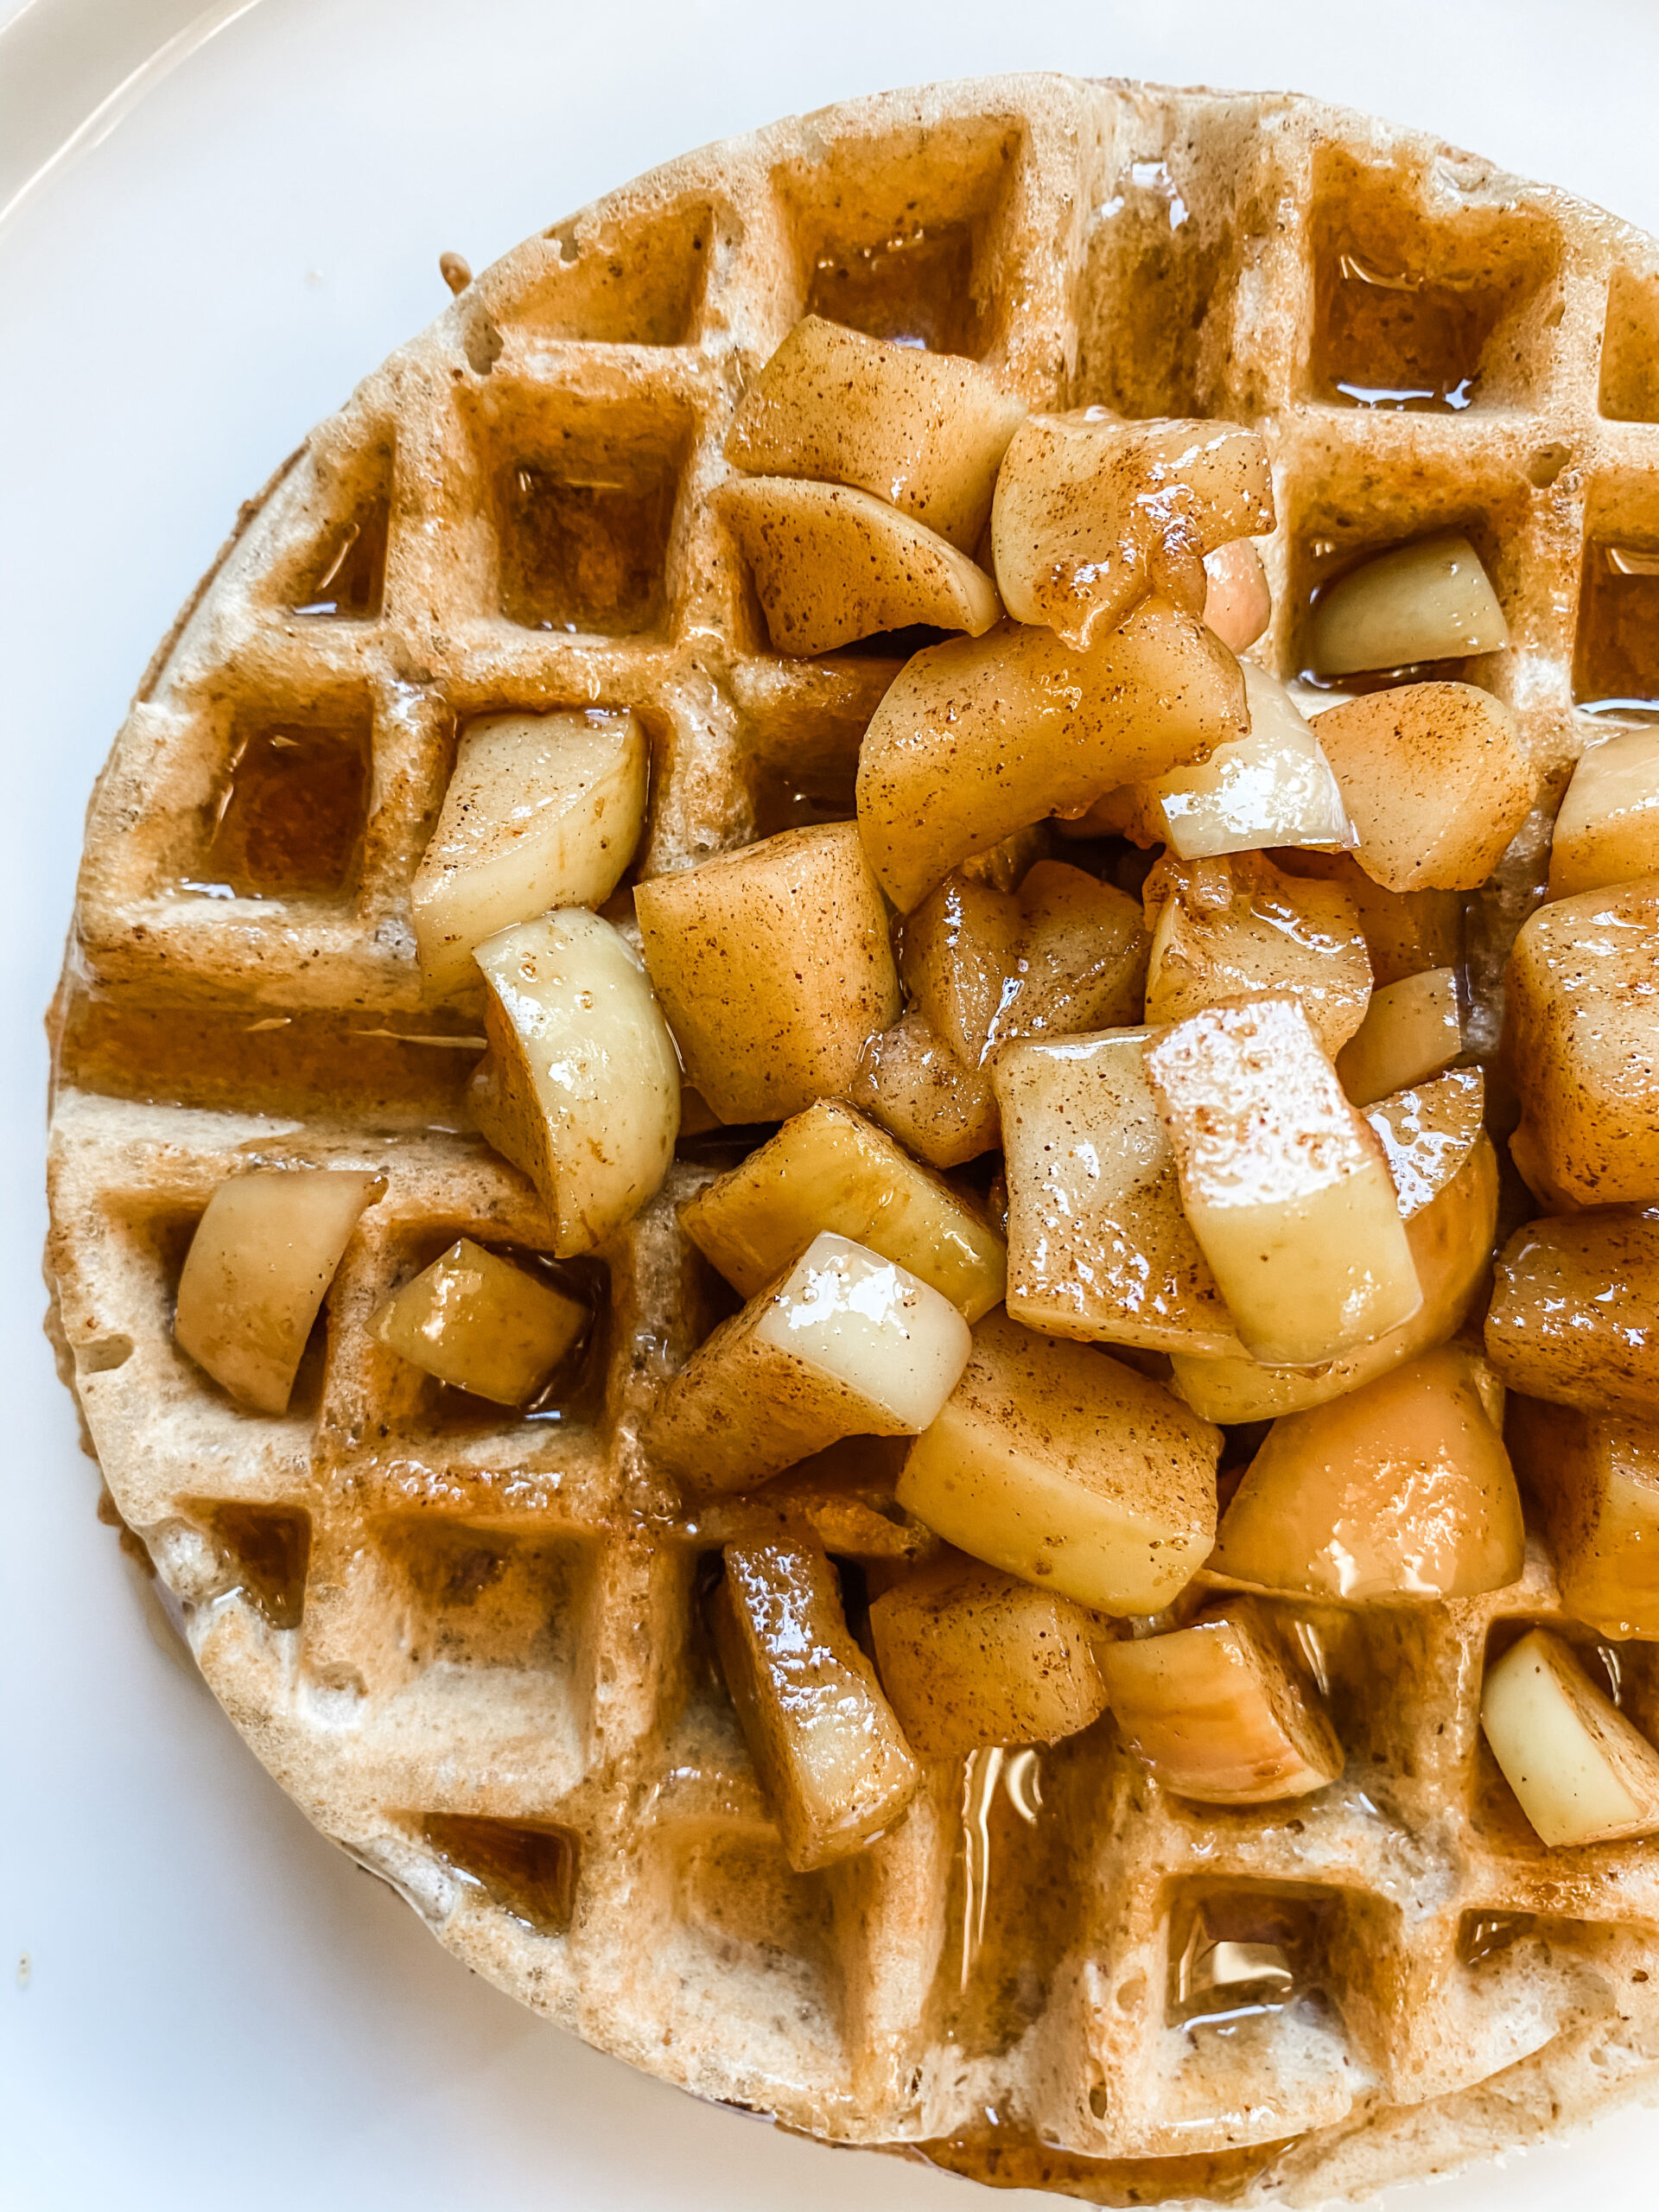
top-left (171, 314), bottom-right (1659, 1868)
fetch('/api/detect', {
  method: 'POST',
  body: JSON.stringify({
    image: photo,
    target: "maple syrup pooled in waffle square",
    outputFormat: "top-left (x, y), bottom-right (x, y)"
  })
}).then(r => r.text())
top-left (43, 73), bottom-right (1659, 2208)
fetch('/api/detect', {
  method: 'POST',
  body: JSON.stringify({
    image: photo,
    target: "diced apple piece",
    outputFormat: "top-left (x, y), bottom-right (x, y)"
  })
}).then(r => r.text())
top-left (1548, 728), bottom-right (1659, 901)
top-left (868, 1553), bottom-right (1110, 1758)
top-left (1099, 1597), bottom-right (1343, 1804)
top-left (1509, 1401), bottom-right (1659, 1637)
top-left (1306, 530), bottom-right (1509, 676)
top-left (1150, 665), bottom-right (1351, 861)
top-left (1001, 862), bottom-right (1150, 1045)
top-left (1481, 1627), bottom-right (1659, 1847)
top-left (1171, 1135), bottom-right (1497, 1421)
top-left (471, 910), bottom-right (679, 1255)
top-left (1143, 852), bottom-right (1373, 1058)
top-left (895, 1311), bottom-right (1220, 1614)
top-left (1362, 1067), bottom-right (1485, 1218)
top-left (958, 821), bottom-right (1054, 894)
top-left (1145, 998), bottom-right (1421, 1366)
top-left (849, 1014), bottom-right (1001, 1168)
top-left (635, 823), bottom-right (899, 1123)
top-left (410, 710), bottom-right (647, 997)
top-left (720, 478), bottom-right (1001, 656)
top-left (175, 1169), bottom-right (377, 1414)
top-left (899, 872), bottom-right (1021, 1068)
top-left (1313, 683), bottom-right (1535, 893)
top-left (1272, 848), bottom-right (1463, 987)
top-left (1505, 878), bottom-right (1659, 1208)
top-left (648, 1232), bottom-right (971, 1492)
top-left (991, 414), bottom-right (1273, 646)
top-left (1203, 538), bottom-right (1272, 653)
top-left (856, 597), bottom-right (1247, 912)
top-left (994, 1027), bottom-right (1242, 1357)
top-left (1337, 968), bottom-right (1462, 1108)
top-left (1486, 1205), bottom-right (1659, 1417)
top-left (722, 315), bottom-right (1026, 553)
top-left (371, 1237), bottom-right (587, 1406)
top-left (1210, 1347), bottom-right (1524, 1602)
top-left (712, 1535), bottom-right (920, 1870)
top-left (679, 1098), bottom-right (1005, 1321)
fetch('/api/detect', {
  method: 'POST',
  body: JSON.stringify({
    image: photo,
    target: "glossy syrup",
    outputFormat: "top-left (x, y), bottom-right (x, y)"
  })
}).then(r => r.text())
top-left (805, 224), bottom-right (983, 356)
top-left (1573, 539), bottom-right (1659, 714)
top-left (197, 717), bottom-right (372, 898)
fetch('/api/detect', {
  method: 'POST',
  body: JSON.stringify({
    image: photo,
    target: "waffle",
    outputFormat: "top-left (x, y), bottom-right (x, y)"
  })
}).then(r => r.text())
top-left (43, 71), bottom-right (1659, 2206)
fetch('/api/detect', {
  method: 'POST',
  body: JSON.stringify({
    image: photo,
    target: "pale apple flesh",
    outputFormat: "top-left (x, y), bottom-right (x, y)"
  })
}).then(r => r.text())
top-left (371, 1236), bottom-right (588, 1406)
top-left (1306, 530), bottom-right (1509, 676)
top-left (1149, 664), bottom-right (1351, 861)
top-left (1337, 968), bottom-right (1462, 1109)
top-left (1481, 1627), bottom-right (1659, 1847)
top-left (1548, 727), bottom-right (1659, 901)
top-left (1362, 1067), bottom-right (1485, 1218)
top-left (1202, 537), bottom-right (1272, 653)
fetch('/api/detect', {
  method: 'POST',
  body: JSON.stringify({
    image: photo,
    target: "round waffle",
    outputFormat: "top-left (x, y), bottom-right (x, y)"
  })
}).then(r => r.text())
top-left (44, 72), bottom-right (1659, 2206)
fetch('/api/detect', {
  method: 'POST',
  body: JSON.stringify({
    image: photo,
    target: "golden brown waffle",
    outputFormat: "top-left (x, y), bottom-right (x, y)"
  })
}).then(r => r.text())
top-left (44, 72), bottom-right (1659, 2205)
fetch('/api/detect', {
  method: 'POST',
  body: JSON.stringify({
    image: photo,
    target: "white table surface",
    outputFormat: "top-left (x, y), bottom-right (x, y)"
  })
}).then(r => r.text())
top-left (6, 2), bottom-right (1659, 2204)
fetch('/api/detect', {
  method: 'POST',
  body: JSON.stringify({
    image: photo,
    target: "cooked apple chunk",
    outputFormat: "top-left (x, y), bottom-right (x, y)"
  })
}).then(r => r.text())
top-left (679, 1098), bottom-right (1005, 1321)
top-left (1203, 538), bottom-right (1272, 653)
top-left (1313, 683), bottom-right (1535, 893)
top-left (895, 1312), bottom-right (1220, 1615)
top-left (1149, 665), bottom-right (1351, 861)
top-left (175, 1168), bottom-right (378, 1414)
top-left (1271, 848), bottom-right (1463, 987)
top-left (1548, 728), bottom-right (1659, 901)
top-left (1099, 1598), bottom-right (1344, 1804)
top-left (372, 1237), bottom-right (588, 1406)
top-left (849, 1014), bottom-right (1001, 1169)
top-left (991, 415), bottom-right (1273, 646)
top-left (1362, 1067), bottom-right (1485, 1217)
top-left (635, 823), bottom-right (899, 1123)
top-left (720, 478), bottom-right (1001, 656)
top-left (899, 871), bottom-right (1023, 1068)
top-left (1306, 530), bottom-right (1509, 675)
top-left (721, 315), bottom-right (1026, 552)
top-left (410, 709), bottom-right (648, 997)
top-left (1336, 968), bottom-right (1462, 1108)
top-left (1210, 1348), bottom-right (1523, 1602)
top-left (1509, 1401), bottom-right (1659, 1637)
top-left (856, 597), bottom-right (1246, 912)
top-left (1485, 1206), bottom-right (1659, 1416)
top-left (868, 1553), bottom-right (1110, 1759)
top-left (1481, 1628), bottom-right (1659, 1847)
top-left (648, 1231), bottom-right (971, 1492)
top-left (1145, 998), bottom-right (1421, 1367)
top-left (472, 910), bottom-right (678, 1254)
top-left (1007, 862), bottom-right (1151, 1044)
top-left (713, 1536), bottom-right (919, 1871)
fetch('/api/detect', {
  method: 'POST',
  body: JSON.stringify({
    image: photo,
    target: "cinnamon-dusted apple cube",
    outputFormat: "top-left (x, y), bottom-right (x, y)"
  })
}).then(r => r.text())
top-left (1505, 878), bottom-right (1659, 1207)
top-left (1548, 728), bottom-right (1659, 900)
top-left (994, 1028), bottom-right (1242, 1357)
top-left (175, 1168), bottom-right (378, 1414)
top-left (856, 597), bottom-right (1246, 912)
top-left (720, 478), bottom-right (1001, 656)
top-left (472, 910), bottom-right (679, 1255)
top-left (1306, 530), bottom-right (1509, 676)
top-left (722, 315), bottom-right (1026, 553)
top-left (895, 1312), bottom-right (1220, 1615)
top-left (1099, 1597), bottom-right (1344, 1805)
top-left (991, 413), bottom-right (1273, 646)
top-left (899, 871), bottom-right (1021, 1068)
top-left (410, 709), bottom-right (647, 997)
top-left (849, 1014), bottom-right (1001, 1168)
top-left (1362, 1067), bottom-right (1485, 1218)
top-left (1210, 1347), bottom-right (1524, 1603)
top-left (649, 1231), bottom-right (971, 1493)
top-left (712, 1536), bottom-right (919, 1871)
top-left (1145, 998), bottom-right (1421, 1366)
top-left (1203, 538), bottom-right (1272, 654)
top-left (1001, 861), bottom-right (1151, 1045)
top-left (372, 1237), bottom-right (588, 1407)
top-left (1486, 1206), bottom-right (1659, 1416)
top-left (1143, 852), bottom-right (1373, 1058)
top-left (1272, 848), bottom-right (1462, 987)
top-left (1509, 1401), bottom-right (1659, 1637)
top-left (1172, 1134), bottom-right (1497, 1421)
top-left (635, 823), bottom-right (899, 1123)
top-left (1336, 968), bottom-right (1462, 1108)
top-left (679, 1098), bottom-right (1005, 1322)
top-left (868, 1553), bottom-right (1110, 1759)
top-left (1149, 665), bottom-right (1351, 861)
top-left (1481, 1627), bottom-right (1659, 1847)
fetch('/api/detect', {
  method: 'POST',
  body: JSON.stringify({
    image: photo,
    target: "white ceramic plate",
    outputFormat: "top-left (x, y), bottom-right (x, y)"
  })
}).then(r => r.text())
top-left (7, 3), bottom-right (1659, 2205)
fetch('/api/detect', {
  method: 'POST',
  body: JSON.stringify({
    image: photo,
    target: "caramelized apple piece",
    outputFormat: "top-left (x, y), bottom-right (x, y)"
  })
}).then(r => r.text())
top-left (1486, 1206), bottom-right (1659, 1416)
top-left (713, 1536), bottom-right (919, 1871)
top-left (1336, 968), bottom-right (1461, 1108)
top-left (648, 1232), bottom-right (971, 1492)
top-left (1149, 665), bottom-right (1351, 861)
top-left (895, 1311), bottom-right (1220, 1615)
top-left (679, 1098), bottom-right (1005, 1321)
top-left (1099, 1597), bottom-right (1343, 1804)
top-left (1145, 998), bottom-right (1420, 1365)
top-left (1271, 847), bottom-right (1463, 986)
top-left (1211, 1347), bottom-right (1523, 1602)
top-left (722, 315), bottom-right (1026, 552)
top-left (899, 872), bottom-right (1022, 1068)
top-left (1362, 1067), bottom-right (1485, 1217)
top-left (1481, 1628), bottom-right (1659, 1847)
top-left (635, 823), bottom-right (899, 1123)
top-left (472, 910), bottom-right (680, 1255)
top-left (868, 1553), bottom-right (1110, 1758)
top-left (1003, 862), bottom-right (1151, 1044)
top-left (372, 1238), bottom-right (587, 1407)
top-left (175, 1169), bottom-right (377, 1414)
top-left (1202, 537), bottom-right (1272, 654)
top-left (1510, 1401), bottom-right (1659, 1637)
top-left (1548, 728), bottom-right (1659, 901)
top-left (849, 1013), bottom-right (1001, 1169)
top-left (1313, 683), bottom-right (1535, 893)
top-left (1306, 530), bottom-right (1508, 675)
